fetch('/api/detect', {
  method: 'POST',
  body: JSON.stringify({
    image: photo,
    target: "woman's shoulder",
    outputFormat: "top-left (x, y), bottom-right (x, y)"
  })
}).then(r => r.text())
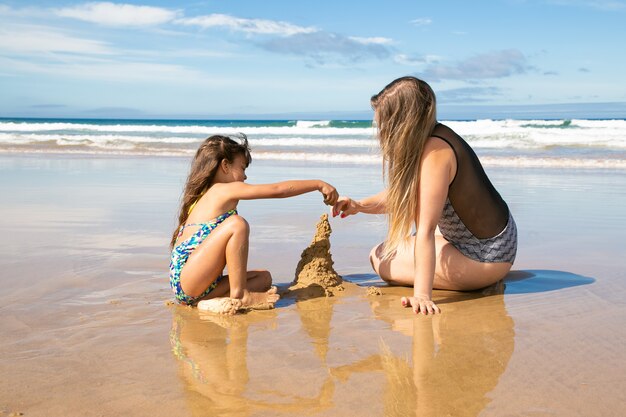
top-left (422, 136), bottom-right (456, 174)
top-left (424, 135), bottom-right (455, 154)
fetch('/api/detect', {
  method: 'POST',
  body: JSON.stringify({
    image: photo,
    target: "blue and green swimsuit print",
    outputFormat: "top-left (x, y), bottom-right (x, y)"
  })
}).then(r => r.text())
top-left (169, 209), bottom-right (237, 305)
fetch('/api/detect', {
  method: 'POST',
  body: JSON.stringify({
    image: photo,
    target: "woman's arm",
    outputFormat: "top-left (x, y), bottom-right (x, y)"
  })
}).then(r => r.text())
top-left (332, 189), bottom-right (387, 217)
top-left (402, 139), bottom-right (455, 314)
top-left (224, 180), bottom-right (338, 205)
top-left (358, 190), bottom-right (388, 214)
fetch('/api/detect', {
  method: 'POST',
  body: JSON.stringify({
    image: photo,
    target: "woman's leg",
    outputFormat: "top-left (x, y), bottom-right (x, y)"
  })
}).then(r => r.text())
top-left (180, 216), bottom-right (279, 306)
top-left (369, 235), bottom-right (512, 291)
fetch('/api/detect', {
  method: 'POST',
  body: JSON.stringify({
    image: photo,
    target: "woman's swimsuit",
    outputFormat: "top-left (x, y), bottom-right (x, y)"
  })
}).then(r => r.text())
top-left (432, 123), bottom-right (517, 264)
top-left (169, 209), bottom-right (237, 305)
top-left (438, 199), bottom-right (517, 263)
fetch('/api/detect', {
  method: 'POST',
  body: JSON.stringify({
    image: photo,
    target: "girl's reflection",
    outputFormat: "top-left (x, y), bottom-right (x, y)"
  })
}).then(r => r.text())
top-left (169, 298), bottom-right (336, 416)
top-left (170, 308), bottom-right (257, 416)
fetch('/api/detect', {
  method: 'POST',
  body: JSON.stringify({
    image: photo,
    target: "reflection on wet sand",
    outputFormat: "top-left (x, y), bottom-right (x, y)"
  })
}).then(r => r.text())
top-left (169, 281), bottom-right (514, 417)
top-left (294, 295), bottom-right (338, 364)
top-left (399, 284), bottom-right (513, 416)
top-left (331, 282), bottom-right (515, 417)
top-left (170, 308), bottom-right (258, 417)
top-left (170, 298), bottom-right (337, 416)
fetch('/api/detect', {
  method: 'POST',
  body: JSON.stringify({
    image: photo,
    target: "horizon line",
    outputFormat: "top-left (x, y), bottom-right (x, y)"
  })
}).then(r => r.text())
top-left (2, 101), bottom-right (626, 121)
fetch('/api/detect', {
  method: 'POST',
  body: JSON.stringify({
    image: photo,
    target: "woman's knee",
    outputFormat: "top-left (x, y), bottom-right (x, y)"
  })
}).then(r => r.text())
top-left (369, 243), bottom-right (385, 275)
top-left (369, 243), bottom-right (410, 285)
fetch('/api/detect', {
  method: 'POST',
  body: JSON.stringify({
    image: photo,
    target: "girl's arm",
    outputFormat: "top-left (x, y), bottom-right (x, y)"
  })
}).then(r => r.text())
top-left (224, 180), bottom-right (338, 205)
top-left (332, 189), bottom-right (387, 217)
top-left (401, 139), bottom-right (454, 315)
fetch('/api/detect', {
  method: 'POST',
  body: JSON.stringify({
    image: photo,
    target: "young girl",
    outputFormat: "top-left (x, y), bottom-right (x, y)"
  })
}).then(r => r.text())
top-left (170, 134), bottom-right (338, 311)
top-left (333, 77), bottom-right (517, 315)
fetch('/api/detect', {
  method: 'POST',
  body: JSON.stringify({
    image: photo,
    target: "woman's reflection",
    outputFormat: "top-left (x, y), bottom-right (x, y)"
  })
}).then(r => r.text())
top-left (333, 282), bottom-right (515, 417)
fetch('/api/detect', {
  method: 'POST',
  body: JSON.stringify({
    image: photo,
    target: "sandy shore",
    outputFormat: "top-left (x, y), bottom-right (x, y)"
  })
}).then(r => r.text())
top-left (0, 154), bottom-right (624, 416)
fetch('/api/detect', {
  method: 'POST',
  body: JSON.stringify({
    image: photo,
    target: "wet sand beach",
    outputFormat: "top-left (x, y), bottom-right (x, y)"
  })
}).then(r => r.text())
top-left (0, 154), bottom-right (625, 416)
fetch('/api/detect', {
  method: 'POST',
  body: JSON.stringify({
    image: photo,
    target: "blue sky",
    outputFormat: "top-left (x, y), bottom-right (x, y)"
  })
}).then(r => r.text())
top-left (1, 0), bottom-right (625, 119)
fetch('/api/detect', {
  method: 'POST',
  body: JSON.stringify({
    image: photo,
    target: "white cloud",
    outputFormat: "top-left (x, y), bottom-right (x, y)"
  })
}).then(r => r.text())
top-left (349, 36), bottom-right (393, 45)
top-left (394, 54), bottom-right (425, 66)
top-left (437, 86), bottom-right (503, 103)
top-left (0, 55), bottom-right (209, 84)
top-left (410, 18), bottom-right (432, 26)
top-left (260, 32), bottom-right (392, 64)
top-left (0, 4), bottom-right (42, 17)
top-left (548, 1), bottom-right (626, 11)
top-left (420, 49), bottom-right (530, 81)
top-left (0, 25), bottom-right (114, 55)
top-left (394, 54), bottom-right (441, 66)
top-left (175, 13), bottom-right (317, 36)
top-left (56, 2), bottom-right (179, 26)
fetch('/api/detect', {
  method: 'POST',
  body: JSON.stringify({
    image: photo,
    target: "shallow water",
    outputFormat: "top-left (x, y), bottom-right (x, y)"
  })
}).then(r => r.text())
top-left (0, 155), bottom-right (624, 416)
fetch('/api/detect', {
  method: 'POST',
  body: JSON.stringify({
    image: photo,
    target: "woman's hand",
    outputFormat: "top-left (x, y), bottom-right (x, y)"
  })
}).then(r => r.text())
top-left (401, 295), bottom-right (440, 315)
top-left (319, 181), bottom-right (339, 206)
top-left (332, 196), bottom-right (359, 218)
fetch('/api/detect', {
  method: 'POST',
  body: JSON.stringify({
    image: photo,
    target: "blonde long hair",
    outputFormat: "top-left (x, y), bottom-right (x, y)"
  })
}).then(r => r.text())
top-left (371, 77), bottom-right (437, 260)
top-left (170, 134), bottom-right (251, 248)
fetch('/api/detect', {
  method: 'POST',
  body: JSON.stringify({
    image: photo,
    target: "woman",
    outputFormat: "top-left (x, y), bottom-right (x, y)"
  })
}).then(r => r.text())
top-left (333, 77), bottom-right (517, 314)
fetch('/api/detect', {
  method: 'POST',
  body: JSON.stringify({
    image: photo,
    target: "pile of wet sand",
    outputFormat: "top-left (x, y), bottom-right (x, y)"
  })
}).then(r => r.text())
top-left (289, 214), bottom-right (344, 297)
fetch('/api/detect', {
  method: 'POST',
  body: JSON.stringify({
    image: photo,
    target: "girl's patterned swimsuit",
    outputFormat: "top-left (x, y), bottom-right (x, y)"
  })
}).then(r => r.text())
top-left (169, 209), bottom-right (237, 305)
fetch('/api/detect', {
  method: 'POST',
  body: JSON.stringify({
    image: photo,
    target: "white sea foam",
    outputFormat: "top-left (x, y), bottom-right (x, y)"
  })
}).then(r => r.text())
top-left (295, 120), bottom-right (331, 128)
top-left (1, 146), bottom-right (623, 169)
top-left (0, 133), bottom-right (376, 148)
top-left (478, 156), bottom-right (626, 169)
top-left (1, 130), bottom-right (623, 149)
top-left (0, 133), bottom-right (196, 144)
top-left (0, 121), bottom-right (373, 136)
top-left (0, 118), bottom-right (624, 169)
top-left (252, 151), bottom-right (380, 164)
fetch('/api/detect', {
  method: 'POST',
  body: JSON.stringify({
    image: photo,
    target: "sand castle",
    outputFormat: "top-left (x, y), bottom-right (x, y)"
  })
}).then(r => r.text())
top-left (197, 214), bottom-right (345, 315)
top-left (289, 214), bottom-right (344, 297)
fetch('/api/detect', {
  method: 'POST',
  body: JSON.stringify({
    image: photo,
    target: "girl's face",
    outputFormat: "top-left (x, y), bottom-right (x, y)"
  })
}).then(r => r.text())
top-left (225, 153), bottom-right (248, 182)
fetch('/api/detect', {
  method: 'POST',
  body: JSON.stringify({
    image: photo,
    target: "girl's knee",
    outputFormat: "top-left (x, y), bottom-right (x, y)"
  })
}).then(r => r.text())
top-left (225, 214), bottom-right (250, 235)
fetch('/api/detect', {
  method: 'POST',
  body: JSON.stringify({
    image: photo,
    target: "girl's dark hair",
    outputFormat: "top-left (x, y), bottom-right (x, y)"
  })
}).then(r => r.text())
top-left (170, 134), bottom-right (251, 248)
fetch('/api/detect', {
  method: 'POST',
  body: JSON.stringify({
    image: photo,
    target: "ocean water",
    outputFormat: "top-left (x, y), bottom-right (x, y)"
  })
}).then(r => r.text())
top-left (0, 117), bottom-right (624, 169)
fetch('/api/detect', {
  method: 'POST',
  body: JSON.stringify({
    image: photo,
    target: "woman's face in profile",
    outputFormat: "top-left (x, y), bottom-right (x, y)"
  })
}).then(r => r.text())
top-left (372, 111), bottom-right (379, 130)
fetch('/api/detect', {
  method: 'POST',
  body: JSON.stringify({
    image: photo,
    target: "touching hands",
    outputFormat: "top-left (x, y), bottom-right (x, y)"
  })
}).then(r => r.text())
top-left (319, 181), bottom-right (339, 206)
top-left (332, 196), bottom-right (359, 218)
top-left (401, 295), bottom-right (441, 315)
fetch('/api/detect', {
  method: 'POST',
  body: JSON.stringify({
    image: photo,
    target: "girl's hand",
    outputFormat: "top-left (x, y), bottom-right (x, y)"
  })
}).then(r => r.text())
top-left (332, 196), bottom-right (359, 218)
top-left (319, 181), bottom-right (339, 206)
top-left (401, 295), bottom-right (440, 315)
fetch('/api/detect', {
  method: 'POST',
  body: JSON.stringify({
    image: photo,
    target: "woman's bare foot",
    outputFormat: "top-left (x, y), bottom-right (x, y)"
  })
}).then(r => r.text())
top-left (241, 286), bottom-right (280, 310)
top-left (197, 297), bottom-right (243, 315)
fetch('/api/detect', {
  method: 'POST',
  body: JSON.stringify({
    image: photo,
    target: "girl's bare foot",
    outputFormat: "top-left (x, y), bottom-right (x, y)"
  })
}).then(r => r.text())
top-left (241, 286), bottom-right (280, 310)
top-left (197, 297), bottom-right (243, 315)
